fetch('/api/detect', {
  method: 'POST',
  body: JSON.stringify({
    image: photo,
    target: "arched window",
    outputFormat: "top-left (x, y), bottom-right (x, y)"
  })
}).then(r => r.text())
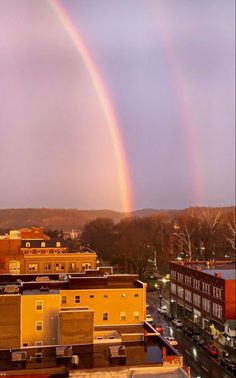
top-left (41, 242), bottom-right (46, 248)
top-left (26, 242), bottom-right (30, 248)
top-left (56, 242), bottom-right (61, 248)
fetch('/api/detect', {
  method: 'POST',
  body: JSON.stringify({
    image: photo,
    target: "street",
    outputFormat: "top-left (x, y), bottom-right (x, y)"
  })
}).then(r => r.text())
top-left (147, 291), bottom-right (233, 378)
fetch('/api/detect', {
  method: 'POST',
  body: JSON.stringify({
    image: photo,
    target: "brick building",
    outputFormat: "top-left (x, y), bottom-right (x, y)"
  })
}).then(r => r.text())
top-left (0, 228), bottom-right (97, 274)
top-left (170, 260), bottom-right (236, 348)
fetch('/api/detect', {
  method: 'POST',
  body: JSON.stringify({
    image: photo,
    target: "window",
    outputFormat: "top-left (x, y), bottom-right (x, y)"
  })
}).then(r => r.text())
top-left (35, 321), bottom-right (43, 331)
top-left (89, 295), bottom-right (95, 299)
top-left (61, 296), bottom-right (67, 305)
top-left (56, 242), bottom-right (61, 247)
top-left (193, 278), bottom-right (201, 290)
top-left (55, 263), bottom-right (65, 271)
top-left (202, 297), bottom-right (211, 312)
top-left (41, 242), bottom-right (46, 248)
top-left (185, 289), bottom-right (192, 302)
top-left (213, 303), bottom-right (223, 319)
top-left (35, 341), bottom-right (43, 346)
top-left (133, 311), bottom-right (140, 320)
top-left (202, 282), bottom-right (211, 295)
top-left (171, 270), bottom-right (176, 280)
top-left (213, 286), bottom-right (223, 299)
top-left (23, 342), bottom-right (29, 347)
top-left (44, 263), bottom-right (51, 272)
top-left (121, 293), bottom-right (126, 298)
top-left (35, 300), bottom-right (43, 311)
top-left (171, 283), bottom-right (176, 294)
top-left (104, 295), bottom-right (108, 298)
top-left (134, 293), bottom-right (139, 297)
top-left (120, 312), bottom-right (126, 321)
top-left (69, 262), bottom-right (76, 271)
top-left (82, 263), bottom-right (91, 270)
top-left (103, 312), bottom-right (109, 321)
top-left (193, 293), bottom-right (201, 307)
top-left (74, 295), bottom-right (80, 304)
top-left (28, 263), bottom-right (38, 272)
top-left (177, 285), bottom-right (184, 298)
top-left (185, 276), bottom-right (191, 286)
top-left (26, 242), bottom-right (30, 248)
top-left (177, 273), bottom-right (183, 283)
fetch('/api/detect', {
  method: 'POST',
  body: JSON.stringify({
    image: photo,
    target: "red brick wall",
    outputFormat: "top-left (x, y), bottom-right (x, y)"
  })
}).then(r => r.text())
top-left (225, 280), bottom-right (236, 320)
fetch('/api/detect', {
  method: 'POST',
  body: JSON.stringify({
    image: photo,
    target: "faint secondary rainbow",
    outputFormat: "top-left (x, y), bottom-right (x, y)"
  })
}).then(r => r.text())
top-left (48, 0), bottom-right (132, 213)
top-left (150, 4), bottom-right (203, 203)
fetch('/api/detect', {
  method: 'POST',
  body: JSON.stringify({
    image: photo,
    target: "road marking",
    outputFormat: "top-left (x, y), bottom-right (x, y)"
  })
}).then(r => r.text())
top-left (201, 365), bottom-right (209, 372)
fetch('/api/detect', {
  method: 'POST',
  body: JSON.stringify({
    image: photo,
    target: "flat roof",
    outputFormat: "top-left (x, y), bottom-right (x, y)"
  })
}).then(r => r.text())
top-left (201, 269), bottom-right (236, 280)
top-left (171, 261), bottom-right (236, 280)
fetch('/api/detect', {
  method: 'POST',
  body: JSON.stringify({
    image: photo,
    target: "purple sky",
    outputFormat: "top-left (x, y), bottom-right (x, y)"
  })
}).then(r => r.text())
top-left (0, 0), bottom-right (235, 211)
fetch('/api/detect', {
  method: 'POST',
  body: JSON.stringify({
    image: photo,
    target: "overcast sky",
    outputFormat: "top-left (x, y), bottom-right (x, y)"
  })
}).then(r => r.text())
top-left (0, 0), bottom-right (235, 211)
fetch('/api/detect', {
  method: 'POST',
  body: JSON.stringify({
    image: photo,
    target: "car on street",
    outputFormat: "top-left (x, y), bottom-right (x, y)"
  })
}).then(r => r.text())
top-left (158, 306), bottom-right (168, 314)
top-left (166, 312), bottom-right (174, 321)
top-left (183, 326), bottom-right (195, 336)
top-left (155, 325), bottom-right (164, 334)
top-left (220, 358), bottom-right (236, 374)
top-left (146, 314), bottom-right (154, 324)
top-left (191, 334), bottom-right (201, 344)
top-left (202, 343), bottom-right (219, 357)
top-left (183, 327), bottom-right (200, 338)
top-left (164, 336), bottom-right (178, 346)
top-left (172, 319), bottom-right (183, 327)
top-left (197, 338), bottom-right (206, 347)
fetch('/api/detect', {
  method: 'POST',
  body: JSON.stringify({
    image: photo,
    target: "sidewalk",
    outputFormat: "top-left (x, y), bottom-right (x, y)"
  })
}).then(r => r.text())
top-left (181, 317), bottom-right (236, 362)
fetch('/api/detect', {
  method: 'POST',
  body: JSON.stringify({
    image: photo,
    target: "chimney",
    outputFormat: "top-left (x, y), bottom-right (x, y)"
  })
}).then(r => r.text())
top-left (215, 272), bottom-right (222, 278)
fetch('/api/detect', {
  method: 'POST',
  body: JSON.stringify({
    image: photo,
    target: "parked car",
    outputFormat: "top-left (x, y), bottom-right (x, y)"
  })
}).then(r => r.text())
top-left (166, 312), bottom-right (174, 321)
top-left (191, 334), bottom-right (201, 344)
top-left (158, 306), bottom-right (168, 314)
top-left (164, 336), bottom-right (178, 346)
top-left (202, 343), bottom-right (219, 357)
top-left (183, 327), bottom-right (195, 337)
top-left (172, 319), bottom-right (183, 328)
top-left (220, 358), bottom-right (236, 373)
top-left (146, 314), bottom-right (154, 324)
top-left (198, 338), bottom-right (206, 347)
top-left (155, 326), bottom-right (164, 334)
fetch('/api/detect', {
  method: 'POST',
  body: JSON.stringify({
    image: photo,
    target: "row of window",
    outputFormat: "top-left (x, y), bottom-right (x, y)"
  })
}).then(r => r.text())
top-left (34, 311), bottom-right (141, 331)
top-left (171, 270), bottom-right (223, 299)
top-left (62, 293), bottom-right (140, 304)
top-left (171, 284), bottom-right (223, 318)
top-left (28, 262), bottom-right (91, 272)
top-left (34, 293), bottom-right (141, 309)
top-left (25, 242), bottom-right (62, 248)
top-left (23, 248), bottom-right (66, 255)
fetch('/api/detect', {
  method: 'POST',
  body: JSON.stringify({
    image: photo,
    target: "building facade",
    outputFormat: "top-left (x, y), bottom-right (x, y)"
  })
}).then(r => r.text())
top-left (0, 271), bottom-right (146, 349)
top-left (170, 260), bottom-right (236, 348)
top-left (0, 228), bottom-right (97, 274)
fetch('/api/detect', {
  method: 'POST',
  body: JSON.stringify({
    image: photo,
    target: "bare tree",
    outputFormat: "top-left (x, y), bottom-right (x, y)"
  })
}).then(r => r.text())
top-left (174, 224), bottom-right (194, 260)
top-left (225, 220), bottom-right (236, 250)
top-left (200, 210), bottom-right (223, 259)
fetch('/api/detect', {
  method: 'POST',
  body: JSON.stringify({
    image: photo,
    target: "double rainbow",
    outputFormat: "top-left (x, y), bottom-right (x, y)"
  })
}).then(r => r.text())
top-left (48, 0), bottom-right (133, 213)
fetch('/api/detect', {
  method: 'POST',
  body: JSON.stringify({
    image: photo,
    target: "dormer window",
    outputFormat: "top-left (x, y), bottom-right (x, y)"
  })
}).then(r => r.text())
top-left (26, 242), bottom-right (30, 248)
top-left (56, 242), bottom-right (61, 247)
top-left (41, 242), bottom-right (46, 248)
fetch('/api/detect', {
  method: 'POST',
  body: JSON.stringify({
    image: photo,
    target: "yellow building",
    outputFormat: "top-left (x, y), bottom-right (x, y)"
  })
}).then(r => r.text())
top-left (0, 272), bottom-right (146, 349)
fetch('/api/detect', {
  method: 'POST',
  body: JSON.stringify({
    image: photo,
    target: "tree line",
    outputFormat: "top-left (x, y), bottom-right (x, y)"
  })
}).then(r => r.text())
top-left (81, 208), bottom-right (235, 277)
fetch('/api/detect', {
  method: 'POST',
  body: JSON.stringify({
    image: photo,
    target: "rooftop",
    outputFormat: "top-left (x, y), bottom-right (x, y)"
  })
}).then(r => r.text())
top-left (201, 268), bottom-right (236, 280)
top-left (171, 261), bottom-right (236, 280)
top-left (0, 272), bottom-right (144, 294)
